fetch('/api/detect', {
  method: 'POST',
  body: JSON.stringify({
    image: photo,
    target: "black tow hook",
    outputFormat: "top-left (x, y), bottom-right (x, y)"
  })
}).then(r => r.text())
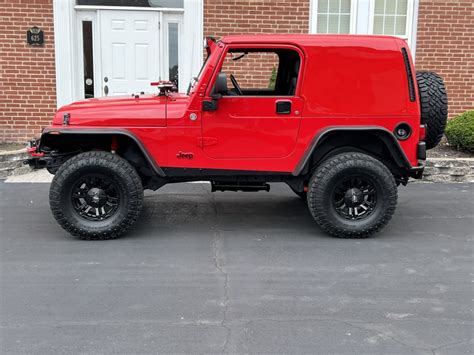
top-left (24, 158), bottom-right (47, 169)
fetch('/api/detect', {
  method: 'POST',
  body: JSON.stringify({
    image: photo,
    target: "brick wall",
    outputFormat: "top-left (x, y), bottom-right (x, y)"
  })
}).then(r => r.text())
top-left (204, 0), bottom-right (309, 90)
top-left (204, 0), bottom-right (309, 36)
top-left (0, 0), bottom-right (56, 143)
top-left (221, 51), bottom-right (279, 89)
top-left (415, 0), bottom-right (474, 118)
top-left (1, 0), bottom-right (472, 143)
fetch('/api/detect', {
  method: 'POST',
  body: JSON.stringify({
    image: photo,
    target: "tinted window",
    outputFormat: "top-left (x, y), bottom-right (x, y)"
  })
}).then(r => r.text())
top-left (219, 49), bottom-right (300, 96)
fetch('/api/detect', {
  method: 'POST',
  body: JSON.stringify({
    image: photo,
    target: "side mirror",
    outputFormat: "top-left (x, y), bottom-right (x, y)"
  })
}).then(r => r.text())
top-left (214, 72), bottom-right (228, 95)
top-left (203, 72), bottom-right (227, 112)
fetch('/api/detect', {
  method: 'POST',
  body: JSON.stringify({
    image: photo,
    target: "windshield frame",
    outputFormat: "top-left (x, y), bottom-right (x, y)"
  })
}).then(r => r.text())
top-left (187, 51), bottom-right (211, 95)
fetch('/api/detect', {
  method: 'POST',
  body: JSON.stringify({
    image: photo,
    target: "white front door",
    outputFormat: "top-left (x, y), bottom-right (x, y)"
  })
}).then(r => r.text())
top-left (99, 10), bottom-right (160, 96)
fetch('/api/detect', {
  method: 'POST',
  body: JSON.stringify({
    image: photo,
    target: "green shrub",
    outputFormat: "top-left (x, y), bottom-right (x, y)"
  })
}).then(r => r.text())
top-left (445, 110), bottom-right (474, 153)
top-left (268, 66), bottom-right (277, 90)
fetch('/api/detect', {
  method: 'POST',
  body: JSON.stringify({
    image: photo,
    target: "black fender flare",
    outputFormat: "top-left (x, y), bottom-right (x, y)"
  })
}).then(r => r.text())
top-left (292, 126), bottom-right (413, 176)
top-left (40, 128), bottom-right (166, 177)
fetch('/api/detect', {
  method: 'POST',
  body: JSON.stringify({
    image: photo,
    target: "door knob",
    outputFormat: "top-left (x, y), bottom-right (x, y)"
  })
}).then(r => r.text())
top-left (104, 85), bottom-right (109, 96)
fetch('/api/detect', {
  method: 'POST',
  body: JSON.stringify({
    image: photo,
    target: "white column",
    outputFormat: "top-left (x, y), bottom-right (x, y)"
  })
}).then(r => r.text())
top-left (181, 0), bottom-right (204, 93)
top-left (355, 0), bottom-right (372, 34)
top-left (53, 0), bottom-right (76, 108)
top-left (409, 0), bottom-right (420, 59)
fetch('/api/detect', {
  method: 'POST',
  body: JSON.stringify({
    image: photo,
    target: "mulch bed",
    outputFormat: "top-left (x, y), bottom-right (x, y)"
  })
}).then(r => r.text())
top-left (427, 136), bottom-right (473, 158)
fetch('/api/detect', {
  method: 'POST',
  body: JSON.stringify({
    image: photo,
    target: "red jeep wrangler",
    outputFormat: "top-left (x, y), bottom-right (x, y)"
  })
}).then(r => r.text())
top-left (27, 35), bottom-right (447, 240)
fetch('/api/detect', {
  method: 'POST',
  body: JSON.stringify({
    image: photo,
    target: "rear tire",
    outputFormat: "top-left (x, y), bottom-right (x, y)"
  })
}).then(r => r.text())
top-left (49, 151), bottom-right (143, 240)
top-left (307, 152), bottom-right (397, 238)
top-left (416, 71), bottom-right (448, 149)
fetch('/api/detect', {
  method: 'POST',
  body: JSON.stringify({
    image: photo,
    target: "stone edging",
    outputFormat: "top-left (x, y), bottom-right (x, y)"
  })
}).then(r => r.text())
top-left (0, 149), bottom-right (29, 178)
top-left (422, 158), bottom-right (474, 183)
top-left (0, 149), bottom-right (473, 182)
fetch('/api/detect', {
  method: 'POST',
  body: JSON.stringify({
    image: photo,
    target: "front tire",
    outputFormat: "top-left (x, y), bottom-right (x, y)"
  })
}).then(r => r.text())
top-left (307, 152), bottom-right (397, 238)
top-left (49, 151), bottom-right (143, 240)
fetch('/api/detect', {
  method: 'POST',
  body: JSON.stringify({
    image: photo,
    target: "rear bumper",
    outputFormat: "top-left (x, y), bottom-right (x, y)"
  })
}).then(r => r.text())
top-left (409, 164), bottom-right (424, 179)
top-left (417, 142), bottom-right (426, 160)
top-left (408, 141), bottom-right (426, 179)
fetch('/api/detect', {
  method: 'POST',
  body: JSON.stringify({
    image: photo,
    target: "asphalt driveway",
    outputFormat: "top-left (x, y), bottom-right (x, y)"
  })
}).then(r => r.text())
top-left (0, 182), bottom-right (473, 354)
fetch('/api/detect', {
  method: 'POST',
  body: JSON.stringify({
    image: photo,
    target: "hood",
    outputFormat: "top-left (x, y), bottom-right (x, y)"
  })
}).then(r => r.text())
top-left (53, 94), bottom-right (170, 127)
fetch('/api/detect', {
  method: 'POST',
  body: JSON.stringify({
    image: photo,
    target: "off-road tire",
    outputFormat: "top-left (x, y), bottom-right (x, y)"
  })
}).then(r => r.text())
top-left (307, 152), bottom-right (398, 238)
top-left (416, 71), bottom-right (448, 149)
top-left (49, 151), bottom-right (143, 240)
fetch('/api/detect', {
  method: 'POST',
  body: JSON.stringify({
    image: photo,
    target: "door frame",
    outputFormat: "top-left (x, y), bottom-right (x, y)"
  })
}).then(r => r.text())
top-left (75, 10), bottom-right (100, 101)
top-left (162, 13), bottom-right (183, 88)
top-left (53, 0), bottom-right (203, 108)
top-left (201, 44), bottom-right (305, 160)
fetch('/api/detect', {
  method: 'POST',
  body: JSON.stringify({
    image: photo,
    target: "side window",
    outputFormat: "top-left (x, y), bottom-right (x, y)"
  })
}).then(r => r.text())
top-left (219, 49), bottom-right (300, 96)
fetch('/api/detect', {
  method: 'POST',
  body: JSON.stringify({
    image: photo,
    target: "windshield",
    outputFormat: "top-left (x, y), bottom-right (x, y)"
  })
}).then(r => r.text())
top-left (187, 52), bottom-right (211, 95)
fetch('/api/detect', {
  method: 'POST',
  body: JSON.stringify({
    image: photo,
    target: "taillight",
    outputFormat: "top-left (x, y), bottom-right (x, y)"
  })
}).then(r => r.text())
top-left (419, 124), bottom-right (427, 141)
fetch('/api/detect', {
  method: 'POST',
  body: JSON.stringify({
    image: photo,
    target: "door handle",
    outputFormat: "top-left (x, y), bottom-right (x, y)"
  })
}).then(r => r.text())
top-left (103, 77), bottom-right (109, 96)
top-left (276, 100), bottom-right (291, 114)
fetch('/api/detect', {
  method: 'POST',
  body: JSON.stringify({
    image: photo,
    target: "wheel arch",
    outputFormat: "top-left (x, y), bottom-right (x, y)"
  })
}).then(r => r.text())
top-left (293, 127), bottom-right (412, 177)
top-left (39, 128), bottom-right (165, 177)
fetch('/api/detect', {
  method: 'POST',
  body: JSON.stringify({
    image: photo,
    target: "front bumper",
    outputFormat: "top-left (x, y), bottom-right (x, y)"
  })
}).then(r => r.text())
top-left (26, 138), bottom-right (42, 156)
top-left (25, 138), bottom-right (47, 169)
top-left (25, 137), bottom-right (78, 172)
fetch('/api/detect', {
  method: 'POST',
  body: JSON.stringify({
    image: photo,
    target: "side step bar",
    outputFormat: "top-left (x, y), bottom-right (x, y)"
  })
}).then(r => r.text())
top-left (211, 181), bottom-right (270, 192)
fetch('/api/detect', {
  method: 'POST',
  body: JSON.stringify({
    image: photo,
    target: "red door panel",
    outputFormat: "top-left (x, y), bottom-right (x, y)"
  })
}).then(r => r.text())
top-left (202, 97), bottom-right (303, 159)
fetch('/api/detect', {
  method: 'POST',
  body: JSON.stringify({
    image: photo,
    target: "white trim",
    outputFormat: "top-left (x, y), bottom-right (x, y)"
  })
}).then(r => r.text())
top-left (162, 13), bottom-right (183, 89)
top-left (75, 5), bottom-right (184, 13)
top-left (410, 0), bottom-right (420, 59)
top-left (75, 11), bottom-right (99, 100)
top-left (354, 0), bottom-right (370, 34)
top-left (350, 0), bottom-right (358, 33)
top-left (53, 0), bottom-right (76, 108)
top-left (309, 0), bottom-right (315, 32)
top-left (182, 0), bottom-right (204, 92)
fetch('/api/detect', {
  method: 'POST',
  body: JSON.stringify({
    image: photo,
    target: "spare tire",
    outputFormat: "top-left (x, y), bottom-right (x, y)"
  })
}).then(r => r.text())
top-left (416, 71), bottom-right (448, 149)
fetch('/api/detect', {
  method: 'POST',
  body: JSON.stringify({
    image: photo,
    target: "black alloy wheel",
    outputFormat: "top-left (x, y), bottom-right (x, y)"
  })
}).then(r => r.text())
top-left (71, 174), bottom-right (120, 221)
top-left (333, 176), bottom-right (377, 221)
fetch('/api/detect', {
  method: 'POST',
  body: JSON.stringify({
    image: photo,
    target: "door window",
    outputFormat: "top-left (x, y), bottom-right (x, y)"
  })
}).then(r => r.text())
top-left (166, 22), bottom-right (180, 88)
top-left (217, 49), bottom-right (300, 96)
top-left (81, 21), bottom-right (95, 98)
